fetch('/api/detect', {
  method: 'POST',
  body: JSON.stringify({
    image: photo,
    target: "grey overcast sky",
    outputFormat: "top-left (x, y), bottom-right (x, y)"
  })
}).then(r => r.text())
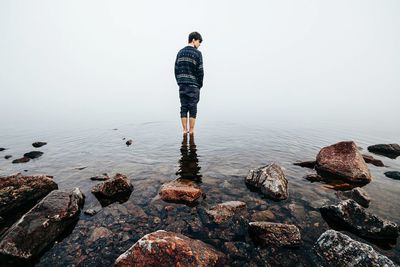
top-left (0, 1), bottom-right (399, 129)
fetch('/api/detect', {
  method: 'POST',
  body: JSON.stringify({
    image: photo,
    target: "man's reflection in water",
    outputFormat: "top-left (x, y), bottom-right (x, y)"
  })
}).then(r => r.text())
top-left (176, 134), bottom-right (202, 182)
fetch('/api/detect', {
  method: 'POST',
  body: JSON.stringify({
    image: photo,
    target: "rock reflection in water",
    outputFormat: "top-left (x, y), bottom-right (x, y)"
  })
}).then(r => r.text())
top-left (176, 134), bottom-right (202, 183)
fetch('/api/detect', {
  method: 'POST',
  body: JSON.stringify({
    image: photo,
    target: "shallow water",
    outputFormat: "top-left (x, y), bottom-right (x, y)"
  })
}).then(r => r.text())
top-left (0, 120), bottom-right (399, 266)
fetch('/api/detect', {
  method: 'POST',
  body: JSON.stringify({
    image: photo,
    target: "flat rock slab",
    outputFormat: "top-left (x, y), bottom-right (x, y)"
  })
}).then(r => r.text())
top-left (91, 173), bottom-right (133, 206)
top-left (114, 230), bottom-right (225, 267)
top-left (205, 201), bottom-right (246, 224)
top-left (336, 187), bottom-right (371, 208)
top-left (314, 230), bottom-right (397, 267)
top-left (0, 173), bottom-right (58, 216)
top-left (0, 188), bottom-right (85, 262)
top-left (159, 178), bottom-right (202, 204)
top-left (384, 171), bottom-right (400, 180)
top-left (362, 154), bottom-right (384, 167)
top-left (316, 141), bottom-right (371, 183)
top-left (245, 163), bottom-right (288, 200)
top-left (367, 144), bottom-right (400, 159)
top-left (320, 199), bottom-right (399, 240)
top-left (248, 222), bottom-right (301, 247)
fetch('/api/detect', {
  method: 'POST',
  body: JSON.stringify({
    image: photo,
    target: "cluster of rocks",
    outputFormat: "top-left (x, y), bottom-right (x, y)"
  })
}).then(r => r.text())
top-left (0, 141), bottom-right (47, 163)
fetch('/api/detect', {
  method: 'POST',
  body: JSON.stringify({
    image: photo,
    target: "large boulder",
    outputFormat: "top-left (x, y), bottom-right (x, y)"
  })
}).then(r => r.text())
top-left (320, 199), bottom-right (399, 240)
top-left (245, 163), bottom-right (288, 200)
top-left (91, 173), bottom-right (133, 206)
top-left (0, 188), bottom-right (85, 262)
top-left (316, 141), bottom-right (371, 183)
top-left (248, 222), bottom-right (301, 247)
top-left (0, 173), bottom-right (58, 216)
top-left (367, 144), bottom-right (400, 159)
top-left (314, 230), bottom-right (397, 267)
top-left (159, 178), bottom-right (202, 205)
top-left (114, 230), bottom-right (225, 267)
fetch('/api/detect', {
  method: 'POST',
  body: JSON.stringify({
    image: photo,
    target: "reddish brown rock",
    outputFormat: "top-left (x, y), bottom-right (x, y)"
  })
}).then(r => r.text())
top-left (12, 157), bottom-right (30, 164)
top-left (91, 173), bottom-right (133, 206)
top-left (362, 154), bottom-right (384, 167)
top-left (0, 173), bottom-right (58, 216)
top-left (205, 201), bottom-right (246, 224)
top-left (251, 210), bottom-right (276, 221)
top-left (88, 227), bottom-right (113, 243)
top-left (0, 188), bottom-right (85, 261)
top-left (159, 178), bottom-right (202, 204)
top-left (249, 222), bottom-right (301, 247)
top-left (114, 230), bottom-right (225, 267)
top-left (316, 141), bottom-right (372, 183)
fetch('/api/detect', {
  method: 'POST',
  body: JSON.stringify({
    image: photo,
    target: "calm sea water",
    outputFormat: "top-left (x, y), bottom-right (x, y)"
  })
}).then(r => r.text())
top-left (0, 120), bottom-right (399, 265)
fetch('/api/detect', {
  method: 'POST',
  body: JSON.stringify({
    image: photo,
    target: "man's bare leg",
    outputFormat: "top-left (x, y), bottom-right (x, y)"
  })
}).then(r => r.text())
top-left (181, 117), bottom-right (188, 134)
top-left (189, 117), bottom-right (196, 134)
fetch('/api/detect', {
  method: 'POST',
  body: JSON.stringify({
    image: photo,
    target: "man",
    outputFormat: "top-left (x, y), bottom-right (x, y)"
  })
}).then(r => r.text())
top-left (174, 32), bottom-right (204, 135)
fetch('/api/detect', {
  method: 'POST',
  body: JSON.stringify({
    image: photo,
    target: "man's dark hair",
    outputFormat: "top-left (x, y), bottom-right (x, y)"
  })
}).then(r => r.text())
top-left (188, 32), bottom-right (203, 43)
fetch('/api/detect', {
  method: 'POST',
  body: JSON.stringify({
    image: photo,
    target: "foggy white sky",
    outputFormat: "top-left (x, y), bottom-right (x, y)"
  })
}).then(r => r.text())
top-left (0, 0), bottom-right (399, 130)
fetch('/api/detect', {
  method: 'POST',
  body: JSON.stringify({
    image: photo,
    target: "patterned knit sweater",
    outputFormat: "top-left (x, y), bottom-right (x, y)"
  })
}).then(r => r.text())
top-left (174, 45), bottom-right (204, 88)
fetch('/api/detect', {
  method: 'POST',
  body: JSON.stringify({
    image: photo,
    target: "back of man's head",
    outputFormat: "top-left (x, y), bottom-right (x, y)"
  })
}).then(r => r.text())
top-left (188, 32), bottom-right (203, 43)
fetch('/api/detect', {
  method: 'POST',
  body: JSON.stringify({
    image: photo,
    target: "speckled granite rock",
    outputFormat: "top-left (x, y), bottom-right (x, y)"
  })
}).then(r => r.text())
top-left (248, 222), bottom-right (301, 247)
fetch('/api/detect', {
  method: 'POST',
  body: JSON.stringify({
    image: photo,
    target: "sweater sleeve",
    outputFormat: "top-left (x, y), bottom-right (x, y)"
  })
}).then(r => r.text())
top-left (174, 54), bottom-right (179, 84)
top-left (197, 52), bottom-right (204, 89)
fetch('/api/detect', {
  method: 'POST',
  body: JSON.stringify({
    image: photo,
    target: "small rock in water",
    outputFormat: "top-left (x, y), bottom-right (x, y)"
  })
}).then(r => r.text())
top-left (126, 139), bottom-right (132, 146)
top-left (4, 155), bottom-right (12, 159)
top-left (0, 148), bottom-right (5, 152)
top-left (314, 230), bottom-right (397, 267)
top-left (362, 154), bottom-right (384, 167)
top-left (90, 174), bottom-right (110, 181)
top-left (248, 221), bottom-right (301, 247)
top-left (32, 142), bottom-right (47, 148)
top-left (384, 171), bottom-right (400, 180)
top-left (91, 173), bottom-right (133, 206)
top-left (367, 143), bottom-right (400, 159)
top-left (205, 201), bottom-right (247, 224)
top-left (24, 151), bottom-right (44, 159)
top-left (84, 207), bottom-right (101, 216)
top-left (159, 178), bottom-right (202, 205)
top-left (114, 230), bottom-right (225, 266)
top-left (245, 163), bottom-right (288, 200)
top-left (293, 160), bottom-right (316, 168)
top-left (336, 187), bottom-right (371, 208)
top-left (320, 199), bottom-right (399, 240)
top-left (304, 173), bottom-right (323, 182)
top-left (251, 210), bottom-right (276, 221)
top-left (12, 157), bottom-right (30, 164)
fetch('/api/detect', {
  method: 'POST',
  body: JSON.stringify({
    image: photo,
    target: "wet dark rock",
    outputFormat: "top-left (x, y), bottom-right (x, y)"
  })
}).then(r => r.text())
top-left (245, 163), bottom-right (288, 200)
top-left (316, 141), bottom-right (371, 183)
top-left (91, 173), bottom-right (133, 207)
top-left (248, 221), bottom-right (301, 247)
top-left (384, 171), bottom-right (400, 180)
top-left (320, 199), bottom-right (399, 240)
top-left (12, 157), bottom-right (30, 164)
top-left (32, 142), bottom-right (47, 148)
top-left (223, 242), bottom-right (251, 260)
top-left (4, 155), bottom-right (12, 160)
top-left (362, 154), bottom-right (384, 167)
top-left (90, 174), bottom-right (110, 181)
top-left (114, 230), bottom-right (225, 267)
top-left (0, 173), bottom-right (58, 216)
top-left (74, 166), bottom-right (87, 170)
top-left (314, 230), bottom-right (397, 267)
top-left (0, 188), bottom-right (85, 261)
top-left (336, 187), bottom-right (371, 208)
top-left (125, 139), bottom-right (132, 146)
top-left (304, 173), bottom-right (323, 182)
top-left (367, 143), bottom-right (400, 159)
top-left (293, 160), bottom-right (316, 169)
top-left (23, 151), bottom-right (43, 159)
top-left (159, 178), bottom-right (202, 205)
top-left (0, 148), bottom-right (5, 152)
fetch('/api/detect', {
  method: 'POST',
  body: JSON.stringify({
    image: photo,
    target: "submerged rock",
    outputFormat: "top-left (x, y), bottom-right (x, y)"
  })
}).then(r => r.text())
top-left (384, 171), bottom-right (400, 180)
top-left (0, 188), bottom-right (85, 261)
top-left (316, 141), bottom-right (371, 183)
top-left (293, 160), bottom-right (316, 169)
top-left (4, 155), bottom-right (12, 160)
top-left (245, 163), bottom-right (288, 200)
top-left (12, 157), bottom-right (30, 164)
top-left (367, 144), bottom-right (400, 159)
top-left (23, 151), bottom-right (44, 159)
top-left (0, 148), bottom-right (5, 152)
top-left (114, 230), bottom-right (225, 267)
top-left (320, 199), bottom-right (399, 240)
top-left (314, 230), bottom-right (397, 267)
top-left (90, 173), bottom-right (110, 181)
top-left (126, 139), bottom-right (132, 146)
top-left (362, 154), bottom-right (384, 167)
top-left (32, 142), bottom-right (47, 148)
top-left (0, 173), bottom-right (58, 216)
top-left (159, 178), bottom-right (202, 205)
top-left (250, 210), bottom-right (276, 221)
top-left (248, 222), bottom-right (301, 247)
top-left (336, 187), bottom-right (371, 208)
top-left (205, 201), bottom-right (246, 224)
top-left (91, 173), bottom-right (133, 206)
top-left (304, 173), bottom-right (323, 182)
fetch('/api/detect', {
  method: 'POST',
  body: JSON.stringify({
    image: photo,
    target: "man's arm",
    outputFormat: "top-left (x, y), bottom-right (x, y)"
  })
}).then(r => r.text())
top-left (197, 52), bottom-right (204, 89)
top-left (174, 54), bottom-right (179, 84)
